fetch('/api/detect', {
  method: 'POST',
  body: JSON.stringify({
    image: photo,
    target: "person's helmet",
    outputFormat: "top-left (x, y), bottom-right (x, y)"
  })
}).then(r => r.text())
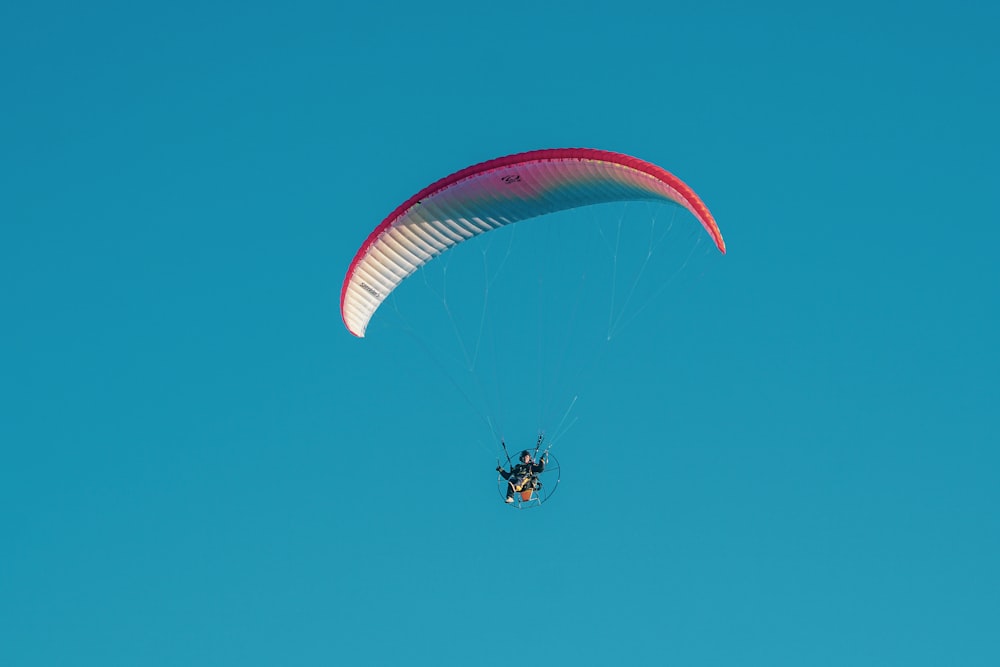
top-left (520, 450), bottom-right (531, 460)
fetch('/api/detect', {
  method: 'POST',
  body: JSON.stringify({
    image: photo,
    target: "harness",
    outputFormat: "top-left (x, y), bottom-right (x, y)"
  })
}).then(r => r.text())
top-left (510, 463), bottom-right (540, 491)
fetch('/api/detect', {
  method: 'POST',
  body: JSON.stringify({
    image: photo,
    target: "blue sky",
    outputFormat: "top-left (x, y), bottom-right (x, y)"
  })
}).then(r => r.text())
top-left (2, 1), bottom-right (998, 665)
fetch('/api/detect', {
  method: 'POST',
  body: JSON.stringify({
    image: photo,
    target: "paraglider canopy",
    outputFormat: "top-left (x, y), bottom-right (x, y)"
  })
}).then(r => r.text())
top-left (341, 148), bottom-right (725, 338)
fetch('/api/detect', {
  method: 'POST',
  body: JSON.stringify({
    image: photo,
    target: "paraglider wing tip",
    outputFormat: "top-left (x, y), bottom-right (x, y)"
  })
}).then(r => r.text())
top-left (341, 310), bottom-right (367, 338)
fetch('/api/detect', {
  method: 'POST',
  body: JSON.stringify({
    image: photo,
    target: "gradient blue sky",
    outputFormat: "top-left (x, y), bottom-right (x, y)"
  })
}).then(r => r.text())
top-left (3, 1), bottom-right (998, 665)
